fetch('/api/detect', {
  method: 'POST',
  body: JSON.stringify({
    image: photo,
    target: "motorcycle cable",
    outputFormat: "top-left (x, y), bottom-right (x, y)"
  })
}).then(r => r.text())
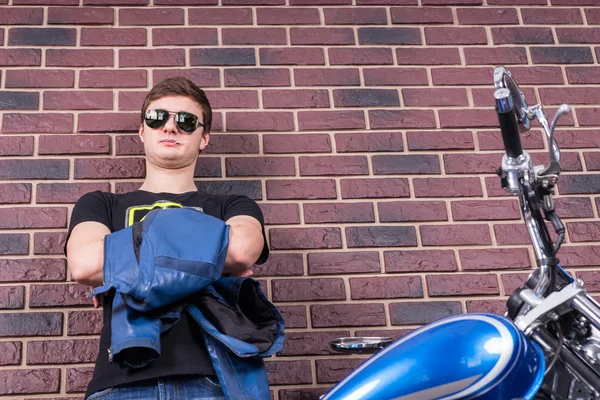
top-left (545, 321), bottom-right (564, 376)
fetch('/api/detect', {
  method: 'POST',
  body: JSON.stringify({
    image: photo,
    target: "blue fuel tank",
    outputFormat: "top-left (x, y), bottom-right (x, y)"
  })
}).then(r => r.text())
top-left (323, 313), bottom-right (546, 400)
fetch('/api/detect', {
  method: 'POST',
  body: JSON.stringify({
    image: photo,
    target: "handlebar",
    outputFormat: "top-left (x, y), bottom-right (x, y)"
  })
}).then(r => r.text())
top-left (494, 88), bottom-right (524, 159)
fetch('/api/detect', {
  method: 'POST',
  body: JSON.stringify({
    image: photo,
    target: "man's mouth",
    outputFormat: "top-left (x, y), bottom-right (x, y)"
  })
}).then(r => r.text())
top-left (160, 139), bottom-right (179, 146)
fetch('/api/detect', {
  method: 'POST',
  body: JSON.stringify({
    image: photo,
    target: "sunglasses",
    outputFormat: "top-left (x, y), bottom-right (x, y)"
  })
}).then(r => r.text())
top-left (144, 109), bottom-right (205, 133)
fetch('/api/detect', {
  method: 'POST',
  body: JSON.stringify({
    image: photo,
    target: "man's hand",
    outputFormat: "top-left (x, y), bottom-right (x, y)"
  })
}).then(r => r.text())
top-left (90, 286), bottom-right (100, 308)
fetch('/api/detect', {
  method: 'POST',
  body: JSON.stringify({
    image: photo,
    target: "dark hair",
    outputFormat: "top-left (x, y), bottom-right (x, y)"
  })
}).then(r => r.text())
top-left (141, 77), bottom-right (212, 134)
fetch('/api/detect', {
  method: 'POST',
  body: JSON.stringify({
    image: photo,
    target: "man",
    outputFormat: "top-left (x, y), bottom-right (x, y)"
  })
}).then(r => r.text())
top-left (65, 77), bottom-right (269, 399)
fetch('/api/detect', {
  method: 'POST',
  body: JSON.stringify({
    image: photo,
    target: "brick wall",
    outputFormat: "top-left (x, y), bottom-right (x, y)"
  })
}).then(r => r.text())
top-left (1, 1), bottom-right (600, 399)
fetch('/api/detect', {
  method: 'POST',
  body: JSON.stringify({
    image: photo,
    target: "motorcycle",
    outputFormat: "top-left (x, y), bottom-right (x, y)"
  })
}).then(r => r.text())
top-left (320, 66), bottom-right (600, 400)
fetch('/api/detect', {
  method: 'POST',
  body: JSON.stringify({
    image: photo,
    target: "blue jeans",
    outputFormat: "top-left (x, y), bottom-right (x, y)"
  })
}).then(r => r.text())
top-left (86, 375), bottom-right (226, 400)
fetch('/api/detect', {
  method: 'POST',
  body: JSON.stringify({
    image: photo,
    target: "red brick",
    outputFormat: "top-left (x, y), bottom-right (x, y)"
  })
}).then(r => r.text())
top-left (568, 222), bottom-right (600, 242)
top-left (270, 227), bottom-right (342, 249)
top-left (0, 8), bottom-right (43, 24)
top-left (120, 8), bottom-right (183, 25)
top-left (225, 68), bottom-right (289, 87)
top-left (421, 224), bottom-right (492, 246)
top-left (575, 270), bottom-right (600, 292)
top-left (114, 135), bottom-right (143, 155)
top-left (194, 158), bottom-right (222, 177)
top-left (260, 48), bottom-right (324, 66)
top-left (36, 182), bottom-right (110, 204)
top-left (555, 0), bottom-right (600, 3)
top-left (346, 226), bottom-right (417, 247)
top-left (334, 88), bottom-right (399, 107)
top-left (523, 8), bottom-right (583, 24)
top-left (396, 48), bottom-right (461, 65)
top-left (0, 207), bottom-right (67, 229)
top-left (257, 7), bottom-right (320, 24)
top-left (74, 157), bottom-right (144, 178)
top-left (39, 135), bottom-right (110, 155)
top-left (205, 134), bottom-right (260, 154)
top-left (428, 273), bottom-right (499, 296)
top-left (265, 361), bottom-right (312, 386)
top-left (304, 202), bottom-right (374, 223)
top-left (80, 70), bottom-right (146, 88)
top-left (154, 0), bottom-right (215, 3)
top-left (8, 27), bottom-right (76, 46)
top-left (0, 313), bottom-right (62, 337)
top-left (466, 300), bottom-right (507, 315)
top-left (294, 68), bottom-right (360, 86)
top-left (260, 203), bottom-right (300, 225)
top-left (444, 153), bottom-right (503, 174)
top-left (451, 200), bottom-right (520, 221)
top-left (299, 110), bottom-right (365, 131)
top-left (363, 67), bottom-right (427, 86)
top-left (66, 367), bottom-right (94, 393)
top-left (27, 339), bottom-right (99, 364)
top-left (223, 28), bottom-right (286, 45)
top-left (152, 28), bottom-right (217, 46)
top-left (189, 7), bottom-right (252, 24)
top-left (576, 108), bottom-right (600, 127)
top-left (81, 27), bottom-right (145, 47)
top-left (78, 112), bottom-right (138, 132)
top-left (317, 359), bottom-right (371, 384)
top-left (311, 303), bottom-right (386, 327)
top-left (379, 201), bottom-right (447, 222)
top-left (48, 7), bottom-right (114, 24)
top-left (120, 49), bottom-right (184, 67)
top-left (325, 7), bottom-right (387, 24)
top-left (30, 284), bottom-right (92, 308)
top-left (407, 131), bottom-right (474, 151)
top-left (465, 47), bottom-right (528, 65)
top-left (423, 0), bottom-right (481, 3)
top-left (530, 151), bottom-right (581, 172)
top-left (532, 47), bottom-right (593, 64)
top-left (264, 134), bottom-right (331, 154)
top-left (0, 91), bottom-right (38, 110)
top-left (226, 156), bottom-right (294, 176)
top-left (494, 223), bottom-right (557, 245)
top-left (0, 160), bottom-right (69, 180)
top-left (263, 89), bottom-right (329, 108)
top-left (253, 253), bottom-right (304, 276)
top-left (299, 156), bottom-right (368, 176)
top-left (227, 112), bottom-right (293, 132)
top-left (191, 48), bottom-right (255, 66)
top-left (431, 67), bottom-right (492, 85)
top-left (308, 251), bottom-right (380, 275)
top-left (0, 342), bottom-right (21, 365)
top-left (193, 180), bottom-right (261, 199)
top-left (154, 69), bottom-right (219, 88)
top-left (224, 0), bottom-right (283, 4)
top-left (2, 259), bottom-right (64, 282)
top-left (340, 178), bottom-right (410, 199)
top-left (540, 87), bottom-right (600, 105)
top-left (33, 232), bottom-right (69, 255)
top-left (291, 27), bottom-right (354, 45)
top-left (47, 49), bottom-right (113, 67)
top-left (373, 154), bottom-right (440, 174)
top-left (351, 276), bottom-right (423, 300)
top-left (0, 369), bottom-right (60, 395)
top-left (369, 110), bottom-right (436, 129)
top-left (391, 6), bottom-right (453, 23)
top-left (390, 301), bottom-right (462, 325)
top-left (329, 48), bottom-right (393, 65)
top-left (385, 249), bottom-right (458, 272)
top-left (439, 109), bottom-right (499, 129)
top-left (457, 7), bottom-right (518, 24)
top-left (0, 183), bottom-right (31, 204)
top-left (403, 88), bottom-right (468, 107)
top-left (553, 197), bottom-right (595, 219)
top-left (336, 132), bottom-right (403, 152)
top-left (85, 0), bottom-right (148, 3)
top-left (273, 278), bottom-right (345, 302)
top-left (6, 70), bottom-right (74, 88)
top-left (118, 91), bottom-right (147, 111)
top-left (500, 66), bottom-right (564, 85)
top-left (15, 0), bottom-right (77, 2)
top-left (67, 310), bottom-right (103, 336)
top-left (492, 27), bottom-right (554, 45)
top-left (501, 273), bottom-right (530, 296)
top-left (0, 234), bottom-right (29, 255)
top-left (472, 87), bottom-right (537, 107)
top-left (0, 136), bottom-right (34, 156)
top-left (557, 28), bottom-right (600, 44)
top-left (558, 245), bottom-right (600, 267)
top-left (359, 27), bottom-right (421, 45)
top-left (489, 0), bottom-right (546, 3)
top-left (266, 179), bottom-right (336, 200)
top-left (358, 0), bottom-right (416, 3)
top-left (203, 90), bottom-right (256, 109)
top-left (460, 248), bottom-right (531, 271)
top-left (44, 91), bottom-right (112, 111)
top-left (280, 331), bottom-right (349, 356)
top-left (426, 27), bottom-right (487, 45)
top-left (586, 152), bottom-right (600, 170)
top-left (0, 49), bottom-right (41, 66)
top-left (0, 286), bottom-right (25, 309)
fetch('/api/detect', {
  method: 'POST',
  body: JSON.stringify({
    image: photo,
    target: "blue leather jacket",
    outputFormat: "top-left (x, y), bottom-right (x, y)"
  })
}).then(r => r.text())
top-left (91, 208), bottom-right (285, 400)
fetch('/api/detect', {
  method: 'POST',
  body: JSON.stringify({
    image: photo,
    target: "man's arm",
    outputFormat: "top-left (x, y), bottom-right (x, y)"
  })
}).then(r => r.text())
top-left (224, 215), bottom-right (264, 275)
top-left (66, 221), bottom-right (110, 287)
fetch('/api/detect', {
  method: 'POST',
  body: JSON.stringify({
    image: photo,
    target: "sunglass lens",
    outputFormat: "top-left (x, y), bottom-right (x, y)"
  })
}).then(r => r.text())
top-left (175, 112), bottom-right (198, 133)
top-left (145, 109), bottom-right (168, 129)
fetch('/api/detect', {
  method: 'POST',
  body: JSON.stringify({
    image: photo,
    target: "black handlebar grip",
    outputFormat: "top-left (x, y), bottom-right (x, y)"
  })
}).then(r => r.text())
top-left (494, 88), bottom-right (523, 159)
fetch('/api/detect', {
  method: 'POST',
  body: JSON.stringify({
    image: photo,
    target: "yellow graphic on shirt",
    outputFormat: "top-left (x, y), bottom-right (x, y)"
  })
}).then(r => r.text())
top-left (125, 201), bottom-right (203, 227)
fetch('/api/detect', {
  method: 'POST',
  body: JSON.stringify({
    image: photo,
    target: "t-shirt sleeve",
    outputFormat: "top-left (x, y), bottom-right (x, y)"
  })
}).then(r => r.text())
top-left (222, 195), bottom-right (269, 265)
top-left (64, 191), bottom-right (112, 256)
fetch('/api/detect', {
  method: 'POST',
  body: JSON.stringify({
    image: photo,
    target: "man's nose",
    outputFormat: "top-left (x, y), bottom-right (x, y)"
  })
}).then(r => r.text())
top-left (162, 114), bottom-right (178, 132)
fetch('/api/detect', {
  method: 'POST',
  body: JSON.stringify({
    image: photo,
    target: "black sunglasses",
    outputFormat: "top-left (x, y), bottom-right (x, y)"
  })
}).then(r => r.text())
top-left (144, 109), bottom-right (205, 133)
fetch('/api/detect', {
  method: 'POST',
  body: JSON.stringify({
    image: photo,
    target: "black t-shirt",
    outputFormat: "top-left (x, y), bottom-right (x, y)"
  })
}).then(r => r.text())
top-left (64, 189), bottom-right (269, 398)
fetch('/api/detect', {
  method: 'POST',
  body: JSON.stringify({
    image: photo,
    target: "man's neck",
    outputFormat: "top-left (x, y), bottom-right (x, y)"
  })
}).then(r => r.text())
top-left (139, 162), bottom-right (198, 194)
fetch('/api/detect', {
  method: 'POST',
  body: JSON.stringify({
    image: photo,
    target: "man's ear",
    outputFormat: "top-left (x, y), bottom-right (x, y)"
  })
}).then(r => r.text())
top-left (199, 132), bottom-right (210, 151)
top-left (138, 124), bottom-right (144, 143)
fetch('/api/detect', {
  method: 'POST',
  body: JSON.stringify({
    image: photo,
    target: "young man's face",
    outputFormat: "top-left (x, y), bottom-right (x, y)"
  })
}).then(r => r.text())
top-left (139, 95), bottom-right (210, 170)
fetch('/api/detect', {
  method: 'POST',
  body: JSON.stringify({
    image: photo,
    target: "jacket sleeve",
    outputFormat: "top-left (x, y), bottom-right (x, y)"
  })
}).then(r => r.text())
top-left (91, 207), bottom-right (229, 312)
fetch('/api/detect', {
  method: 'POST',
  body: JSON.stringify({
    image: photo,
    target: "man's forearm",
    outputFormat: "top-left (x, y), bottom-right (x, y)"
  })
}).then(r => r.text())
top-left (223, 222), bottom-right (263, 275)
